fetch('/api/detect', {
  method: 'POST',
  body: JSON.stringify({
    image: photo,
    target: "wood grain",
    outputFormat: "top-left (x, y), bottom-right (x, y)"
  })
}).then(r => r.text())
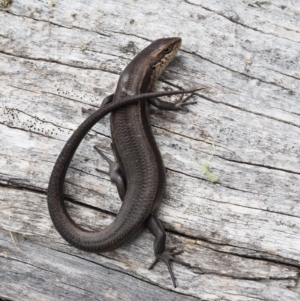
top-left (1, 0), bottom-right (299, 300)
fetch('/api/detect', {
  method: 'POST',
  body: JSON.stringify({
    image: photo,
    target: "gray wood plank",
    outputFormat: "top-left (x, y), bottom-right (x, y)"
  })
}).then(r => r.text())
top-left (1, 0), bottom-right (300, 300)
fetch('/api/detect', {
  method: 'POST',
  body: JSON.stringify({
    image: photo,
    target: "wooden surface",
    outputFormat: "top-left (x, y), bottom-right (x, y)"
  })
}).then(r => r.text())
top-left (1, 0), bottom-right (300, 300)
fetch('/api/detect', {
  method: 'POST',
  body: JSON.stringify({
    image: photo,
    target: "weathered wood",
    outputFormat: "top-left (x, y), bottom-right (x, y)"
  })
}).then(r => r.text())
top-left (1, 0), bottom-right (300, 300)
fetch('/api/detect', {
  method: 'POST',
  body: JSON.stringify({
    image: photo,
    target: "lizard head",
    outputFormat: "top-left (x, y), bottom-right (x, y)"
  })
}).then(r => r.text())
top-left (134, 37), bottom-right (182, 91)
top-left (149, 37), bottom-right (182, 81)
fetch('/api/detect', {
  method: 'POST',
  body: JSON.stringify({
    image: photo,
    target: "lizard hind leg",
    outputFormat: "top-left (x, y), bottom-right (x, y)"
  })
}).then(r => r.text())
top-left (146, 214), bottom-right (185, 288)
top-left (94, 144), bottom-right (126, 200)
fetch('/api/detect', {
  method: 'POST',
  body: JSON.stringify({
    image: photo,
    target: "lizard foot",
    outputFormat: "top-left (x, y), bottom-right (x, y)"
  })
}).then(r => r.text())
top-left (148, 247), bottom-right (184, 288)
top-left (174, 93), bottom-right (197, 112)
top-left (94, 145), bottom-right (112, 175)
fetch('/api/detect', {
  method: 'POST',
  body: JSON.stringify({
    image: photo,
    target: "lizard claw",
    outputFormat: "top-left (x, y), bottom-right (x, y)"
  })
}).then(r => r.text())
top-left (174, 93), bottom-right (197, 112)
top-left (148, 247), bottom-right (184, 288)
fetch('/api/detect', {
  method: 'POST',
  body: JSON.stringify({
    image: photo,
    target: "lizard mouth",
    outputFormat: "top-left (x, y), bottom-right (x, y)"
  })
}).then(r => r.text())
top-left (154, 40), bottom-right (181, 77)
top-left (150, 39), bottom-right (182, 88)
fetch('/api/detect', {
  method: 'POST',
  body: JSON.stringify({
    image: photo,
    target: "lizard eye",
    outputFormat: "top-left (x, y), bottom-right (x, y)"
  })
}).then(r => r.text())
top-left (163, 45), bottom-right (173, 54)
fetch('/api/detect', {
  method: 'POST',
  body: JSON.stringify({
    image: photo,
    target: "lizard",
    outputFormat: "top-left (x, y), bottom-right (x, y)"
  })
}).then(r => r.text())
top-left (48, 37), bottom-right (199, 287)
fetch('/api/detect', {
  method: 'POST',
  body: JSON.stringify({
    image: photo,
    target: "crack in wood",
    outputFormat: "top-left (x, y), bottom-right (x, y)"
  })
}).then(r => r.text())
top-left (0, 50), bottom-right (119, 74)
top-left (13, 239), bottom-right (204, 300)
top-left (264, 67), bottom-right (300, 81)
top-left (1, 103), bottom-right (72, 135)
top-left (214, 154), bottom-right (300, 175)
top-left (183, 0), bottom-right (300, 44)
top-left (198, 93), bottom-right (300, 128)
top-left (2, 10), bottom-right (110, 38)
top-left (183, 50), bottom-right (291, 91)
top-left (0, 121), bottom-right (60, 140)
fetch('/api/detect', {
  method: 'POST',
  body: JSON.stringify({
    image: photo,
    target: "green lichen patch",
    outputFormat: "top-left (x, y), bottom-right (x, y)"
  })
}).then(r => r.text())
top-left (81, 41), bottom-right (87, 52)
top-left (120, 41), bottom-right (139, 55)
top-left (192, 144), bottom-right (218, 183)
top-left (0, 0), bottom-right (12, 9)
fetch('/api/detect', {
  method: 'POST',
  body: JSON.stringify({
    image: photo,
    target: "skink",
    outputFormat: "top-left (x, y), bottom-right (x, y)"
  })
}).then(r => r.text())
top-left (48, 37), bottom-right (198, 287)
